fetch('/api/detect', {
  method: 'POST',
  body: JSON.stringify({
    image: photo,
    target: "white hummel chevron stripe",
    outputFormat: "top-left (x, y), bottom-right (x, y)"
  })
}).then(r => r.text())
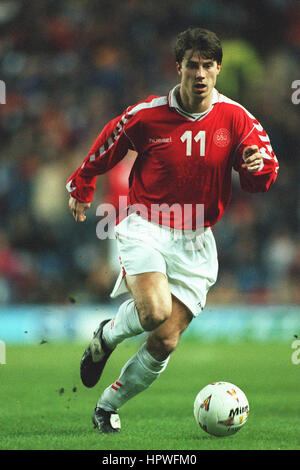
top-left (254, 122), bottom-right (264, 132)
top-left (128, 96), bottom-right (168, 116)
top-left (66, 180), bottom-right (76, 192)
top-left (89, 96), bottom-right (168, 163)
top-left (259, 147), bottom-right (273, 160)
top-left (258, 134), bottom-right (270, 142)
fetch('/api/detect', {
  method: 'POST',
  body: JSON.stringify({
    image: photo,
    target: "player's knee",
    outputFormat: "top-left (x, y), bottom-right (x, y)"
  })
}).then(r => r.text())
top-left (138, 297), bottom-right (172, 331)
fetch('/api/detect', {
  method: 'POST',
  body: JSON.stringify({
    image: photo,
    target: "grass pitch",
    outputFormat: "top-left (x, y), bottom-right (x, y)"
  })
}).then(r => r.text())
top-left (0, 338), bottom-right (299, 451)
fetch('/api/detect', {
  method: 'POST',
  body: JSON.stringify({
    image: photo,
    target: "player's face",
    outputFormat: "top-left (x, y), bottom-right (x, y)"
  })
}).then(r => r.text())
top-left (176, 50), bottom-right (221, 109)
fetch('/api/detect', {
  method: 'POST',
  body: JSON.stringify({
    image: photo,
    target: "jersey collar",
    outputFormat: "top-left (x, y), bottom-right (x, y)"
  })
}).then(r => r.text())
top-left (168, 84), bottom-right (219, 121)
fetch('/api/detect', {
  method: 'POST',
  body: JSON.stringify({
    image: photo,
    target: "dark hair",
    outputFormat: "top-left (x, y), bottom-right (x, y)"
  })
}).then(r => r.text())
top-left (175, 27), bottom-right (223, 65)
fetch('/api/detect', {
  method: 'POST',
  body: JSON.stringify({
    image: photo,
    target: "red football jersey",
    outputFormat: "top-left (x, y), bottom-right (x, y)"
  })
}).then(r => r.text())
top-left (66, 86), bottom-right (279, 229)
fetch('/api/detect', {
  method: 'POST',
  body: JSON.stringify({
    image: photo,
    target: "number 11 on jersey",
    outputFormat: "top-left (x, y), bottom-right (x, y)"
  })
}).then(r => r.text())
top-left (180, 130), bottom-right (206, 157)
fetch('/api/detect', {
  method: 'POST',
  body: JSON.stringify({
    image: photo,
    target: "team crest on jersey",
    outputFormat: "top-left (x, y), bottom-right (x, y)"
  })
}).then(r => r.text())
top-left (213, 128), bottom-right (231, 147)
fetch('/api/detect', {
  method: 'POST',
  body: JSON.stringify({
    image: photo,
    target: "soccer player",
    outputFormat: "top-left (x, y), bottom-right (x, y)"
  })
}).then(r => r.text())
top-left (66, 27), bottom-right (278, 434)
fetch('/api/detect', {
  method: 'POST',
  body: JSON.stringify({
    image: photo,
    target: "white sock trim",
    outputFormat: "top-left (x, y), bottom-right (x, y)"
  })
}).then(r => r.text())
top-left (97, 342), bottom-right (170, 412)
top-left (136, 342), bottom-right (170, 374)
top-left (102, 299), bottom-right (144, 349)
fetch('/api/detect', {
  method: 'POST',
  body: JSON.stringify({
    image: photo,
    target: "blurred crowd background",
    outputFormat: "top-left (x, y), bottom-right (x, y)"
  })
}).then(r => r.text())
top-left (0, 0), bottom-right (299, 306)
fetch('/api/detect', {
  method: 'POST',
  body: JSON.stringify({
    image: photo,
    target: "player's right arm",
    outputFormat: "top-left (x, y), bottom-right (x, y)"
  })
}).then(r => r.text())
top-left (66, 108), bottom-right (138, 222)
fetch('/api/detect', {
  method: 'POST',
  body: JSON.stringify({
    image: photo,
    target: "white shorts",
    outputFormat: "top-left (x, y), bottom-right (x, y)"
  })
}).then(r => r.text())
top-left (110, 213), bottom-right (218, 316)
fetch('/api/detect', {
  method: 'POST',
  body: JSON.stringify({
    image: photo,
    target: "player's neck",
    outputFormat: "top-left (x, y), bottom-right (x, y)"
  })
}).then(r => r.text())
top-left (178, 88), bottom-right (212, 114)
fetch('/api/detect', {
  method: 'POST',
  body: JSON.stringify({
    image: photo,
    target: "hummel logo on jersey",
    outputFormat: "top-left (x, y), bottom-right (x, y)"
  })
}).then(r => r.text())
top-left (149, 137), bottom-right (172, 144)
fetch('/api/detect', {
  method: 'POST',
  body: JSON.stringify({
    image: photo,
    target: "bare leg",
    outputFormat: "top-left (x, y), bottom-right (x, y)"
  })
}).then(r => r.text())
top-left (97, 276), bottom-right (193, 412)
top-left (146, 294), bottom-right (193, 361)
top-left (125, 272), bottom-right (173, 331)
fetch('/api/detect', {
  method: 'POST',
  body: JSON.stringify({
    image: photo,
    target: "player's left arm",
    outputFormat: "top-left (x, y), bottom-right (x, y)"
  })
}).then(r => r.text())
top-left (241, 145), bottom-right (264, 173)
top-left (233, 113), bottom-right (279, 193)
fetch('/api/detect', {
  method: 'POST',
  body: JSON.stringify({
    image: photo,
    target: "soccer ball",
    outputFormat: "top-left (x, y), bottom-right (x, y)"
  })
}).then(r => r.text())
top-left (194, 381), bottom-right (249, 437)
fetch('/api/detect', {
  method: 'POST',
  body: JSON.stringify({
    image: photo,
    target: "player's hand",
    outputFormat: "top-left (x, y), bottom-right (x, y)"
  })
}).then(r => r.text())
top-left (242, 145), bottom-right (263, 173)
top-left (69, 196), bottom-right (91, 222)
